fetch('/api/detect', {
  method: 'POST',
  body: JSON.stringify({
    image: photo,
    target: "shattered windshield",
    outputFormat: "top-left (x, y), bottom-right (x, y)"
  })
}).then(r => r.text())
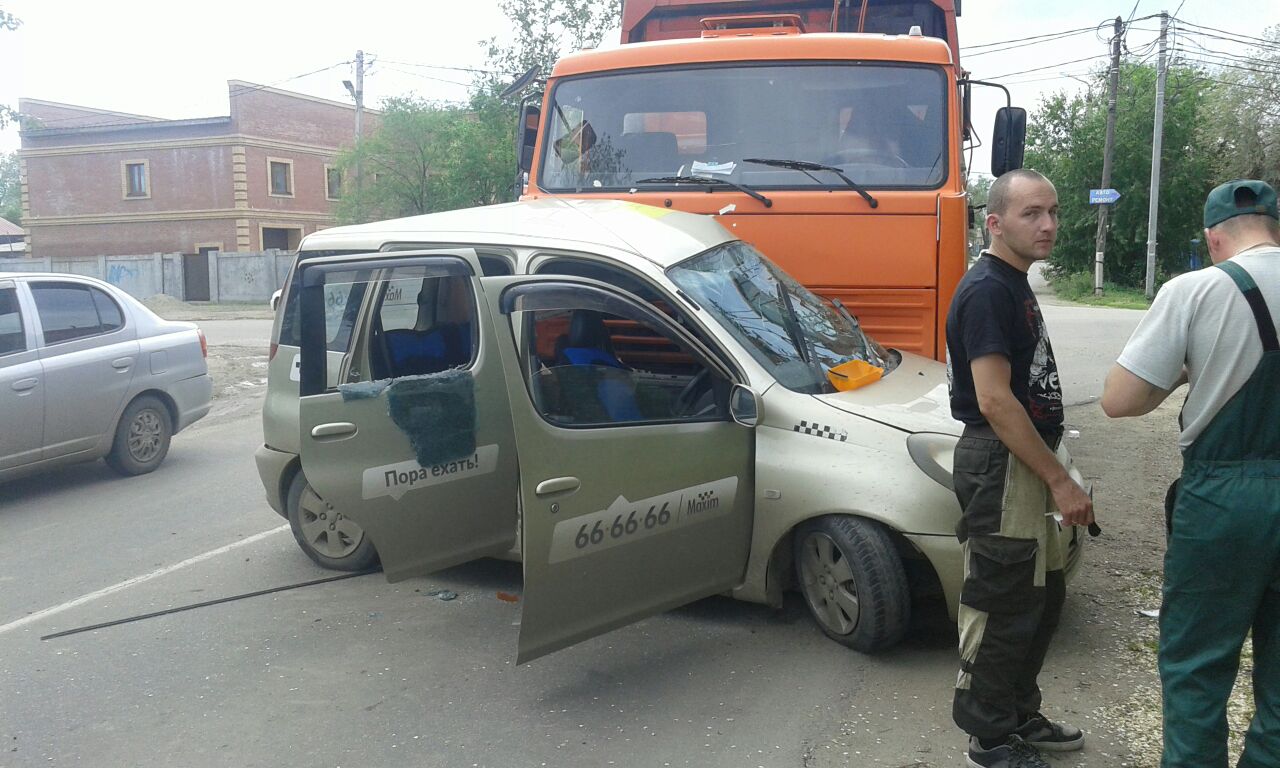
top-left (668, 242), bottom-right (896, 394)
top-left (538, 63), bottom-right (947, 193)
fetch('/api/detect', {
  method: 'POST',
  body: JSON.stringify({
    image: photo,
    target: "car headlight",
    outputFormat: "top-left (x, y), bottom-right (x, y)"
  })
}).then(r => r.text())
top-left (906, 432), bottom-right (959, 491)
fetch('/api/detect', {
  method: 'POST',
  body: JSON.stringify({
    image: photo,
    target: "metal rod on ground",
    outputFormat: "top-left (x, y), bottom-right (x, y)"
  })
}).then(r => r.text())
top-left (1094, 16), bottom-right (1124, 296)
top-left (39, 570), bottom-right (378, 641)
top-left (1144, 12), bottom-right (1169, 299)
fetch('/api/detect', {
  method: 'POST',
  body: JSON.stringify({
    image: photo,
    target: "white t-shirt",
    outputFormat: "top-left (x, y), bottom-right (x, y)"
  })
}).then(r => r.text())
top-left (1116, 247), bottom-right (1280, 449)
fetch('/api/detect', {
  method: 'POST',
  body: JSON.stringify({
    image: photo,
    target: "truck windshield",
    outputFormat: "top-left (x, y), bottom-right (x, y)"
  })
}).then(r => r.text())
top-left (539, 63), bottom-right (946, 193)
top-left (667, 241), bottom-right (897, 394)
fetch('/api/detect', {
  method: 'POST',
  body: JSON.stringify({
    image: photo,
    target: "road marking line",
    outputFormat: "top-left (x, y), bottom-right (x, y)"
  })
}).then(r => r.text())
top-left (0, 524), bottom-right (289, 637)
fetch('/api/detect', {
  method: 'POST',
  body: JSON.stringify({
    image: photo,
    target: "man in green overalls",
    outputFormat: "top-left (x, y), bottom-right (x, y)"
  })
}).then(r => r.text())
top-left (1102, 179), bottom-right (1280, 767)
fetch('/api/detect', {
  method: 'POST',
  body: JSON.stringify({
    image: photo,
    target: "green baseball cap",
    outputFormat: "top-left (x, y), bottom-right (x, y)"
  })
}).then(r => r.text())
top-left (1204, 179), bottom-right (1279, 228)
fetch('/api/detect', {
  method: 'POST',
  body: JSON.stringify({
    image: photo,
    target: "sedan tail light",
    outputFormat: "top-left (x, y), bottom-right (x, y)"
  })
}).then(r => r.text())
top-left (197, 328), bottom-right (208, 358)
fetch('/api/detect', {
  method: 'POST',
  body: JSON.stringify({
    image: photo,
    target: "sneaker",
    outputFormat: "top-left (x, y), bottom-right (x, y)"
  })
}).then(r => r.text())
top-left (965, 735), bottom-right (1049, 768)
top-left (1014, 712), bottom-right (1085, 752)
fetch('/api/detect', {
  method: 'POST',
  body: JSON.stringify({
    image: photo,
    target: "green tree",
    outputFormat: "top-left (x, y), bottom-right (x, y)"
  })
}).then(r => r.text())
top-left (1198, 26), bottom-right (1280, 190)
top-left (1026, 62), bottom-right (1217, 288)
top-left (477, 0), bottom-right (621, 94)
top-left (0, 152), bottom-right (19, 224)
top-left (0, 10), bottom-right (21, 129)
top-left (337, 1), bottom-right (620, 221)
top-left (334, 97), bottom-right (514, 223)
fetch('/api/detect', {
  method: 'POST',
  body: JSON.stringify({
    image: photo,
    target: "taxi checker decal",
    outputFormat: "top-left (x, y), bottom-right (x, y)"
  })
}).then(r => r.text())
top-left (793, 420), bottom-right (848, 442)
top-left (548, 476), bottom-right (738, 564)
top-left (362, 445), bottom-right (499, 501)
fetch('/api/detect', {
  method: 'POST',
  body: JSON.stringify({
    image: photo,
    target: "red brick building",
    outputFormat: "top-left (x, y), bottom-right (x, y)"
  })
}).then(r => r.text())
top-left (17, 82), bottom-right (377, 294)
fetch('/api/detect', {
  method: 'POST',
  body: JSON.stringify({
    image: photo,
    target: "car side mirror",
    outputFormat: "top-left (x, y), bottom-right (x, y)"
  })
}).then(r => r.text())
top-left (729, 384), bottom-right (760, 427)
top-left (991, 106), bottom-right (1027, 177)
top-left (270, 289), bottom-right (282, 312)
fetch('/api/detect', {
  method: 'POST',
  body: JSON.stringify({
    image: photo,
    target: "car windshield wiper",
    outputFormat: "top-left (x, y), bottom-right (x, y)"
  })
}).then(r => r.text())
top-left (776, 281), bottom-right (830, 392)
top-left (742, 158), bottom-right (878, 209)
top-left (634, 175), bottom-right (772, 208)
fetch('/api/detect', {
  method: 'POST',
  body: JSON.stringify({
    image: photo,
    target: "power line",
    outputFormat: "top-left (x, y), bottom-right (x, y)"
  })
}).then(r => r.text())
top-left (961, 26), bottom-right (1098, 57)
top-left (379, 64), bottom-right (474, 89)
top-left (378, 59), bottom-right (500, 75)
top-left (982, 53), bottom-right (1111, 80)
top-left (1173, 19), bottom-right (1280, 51)
top-left (961, 24), bottom-right (1100, 51)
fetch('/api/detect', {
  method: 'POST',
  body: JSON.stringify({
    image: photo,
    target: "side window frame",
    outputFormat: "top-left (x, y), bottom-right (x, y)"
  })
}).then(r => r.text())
top-left (298, 255), bottom-right (478, 397)
top-left (0, 284), bottom-right (27, 357)
top-left (500, 279), bottom-right (735, 430)
top-left (531, 253), bottom-right (742, 379)
top-left (29, 281), bottom-right (126, 346)
top-left (380, 243), bottom-right (516, 277)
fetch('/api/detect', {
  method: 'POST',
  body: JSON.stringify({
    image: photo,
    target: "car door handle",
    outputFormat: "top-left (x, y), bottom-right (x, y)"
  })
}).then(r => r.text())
top-left (10, 378), bottom-right (38, 392)
top-left (111, 357), bottom-right (134, 370)
top-left (310, 422), bottom-right (358, 440)
top-left (535, 476), bottom-right (581, 497)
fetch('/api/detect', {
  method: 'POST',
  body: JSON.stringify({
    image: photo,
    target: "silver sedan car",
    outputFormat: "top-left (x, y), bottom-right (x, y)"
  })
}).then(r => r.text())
top-left (0, 272), bottom-right (212, 482)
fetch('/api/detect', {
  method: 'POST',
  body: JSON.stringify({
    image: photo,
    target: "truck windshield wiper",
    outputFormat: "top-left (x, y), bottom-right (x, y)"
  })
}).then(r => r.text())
top-left (634, 175), bottom-right (772, 208)
top-left (742, 158), bottom-right (878, 209)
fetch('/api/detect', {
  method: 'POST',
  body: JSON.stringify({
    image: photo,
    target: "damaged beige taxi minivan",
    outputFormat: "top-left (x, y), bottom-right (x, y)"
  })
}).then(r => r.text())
top-left (255, 198), bottom-right (1085, 663)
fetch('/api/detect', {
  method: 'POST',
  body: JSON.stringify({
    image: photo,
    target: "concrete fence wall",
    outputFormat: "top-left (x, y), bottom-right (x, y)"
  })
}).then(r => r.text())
top-left (0, 250), bottom-right (296, 303)
top-left (208, 250), bottom-right (294, 303)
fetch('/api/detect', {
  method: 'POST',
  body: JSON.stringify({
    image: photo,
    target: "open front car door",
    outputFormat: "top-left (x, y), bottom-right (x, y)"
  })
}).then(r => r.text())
top-left (481, 276), bottom-right (755, 663)
top-left (297, 251), bottom-right (519, 581)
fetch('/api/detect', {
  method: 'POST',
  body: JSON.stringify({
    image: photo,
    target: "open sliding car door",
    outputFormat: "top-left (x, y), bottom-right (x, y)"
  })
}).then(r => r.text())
top-left (297, 251), bottom-right (519, 581)
top-left (480, 275), bottom-right (755, 663)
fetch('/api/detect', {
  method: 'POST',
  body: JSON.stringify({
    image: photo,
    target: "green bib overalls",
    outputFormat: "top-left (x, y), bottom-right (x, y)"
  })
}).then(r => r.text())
top-left (1159, 261), bottom-right (1280, 768)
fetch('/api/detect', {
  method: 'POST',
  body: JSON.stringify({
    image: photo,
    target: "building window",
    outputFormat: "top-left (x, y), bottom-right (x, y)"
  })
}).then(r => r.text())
top-left (268, 158), bottom-right (294, 197)
top-left (122, 160), bottom-right (150, 199)
top-left (325, 166), bottom-right (342, 200)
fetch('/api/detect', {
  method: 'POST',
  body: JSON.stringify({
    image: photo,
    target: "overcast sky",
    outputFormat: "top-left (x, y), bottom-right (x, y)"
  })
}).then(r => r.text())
top-left (3, 0), bottom-right (1277, 174)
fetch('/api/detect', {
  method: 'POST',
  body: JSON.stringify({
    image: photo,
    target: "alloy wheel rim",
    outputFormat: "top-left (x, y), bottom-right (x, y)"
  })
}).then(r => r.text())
top-left (798, 531), bottom-right (860, 635)
top-left (298, 485), bottom-right (365, 558)
top-left (127, 409), bottom-right (163, 462)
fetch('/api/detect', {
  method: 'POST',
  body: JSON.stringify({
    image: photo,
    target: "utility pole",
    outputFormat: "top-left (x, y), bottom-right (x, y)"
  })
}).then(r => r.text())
top-left (1144, 13), bottom-right (1169, 299)
top-left (343, 50), bottom-right (366, 220)
top-left (1094, 16), bottom-right (1124, 296)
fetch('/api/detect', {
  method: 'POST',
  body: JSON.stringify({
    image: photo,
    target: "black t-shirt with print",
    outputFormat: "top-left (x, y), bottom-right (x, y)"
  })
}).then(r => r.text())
top-left (945, 253), bottom-right (1064, 432)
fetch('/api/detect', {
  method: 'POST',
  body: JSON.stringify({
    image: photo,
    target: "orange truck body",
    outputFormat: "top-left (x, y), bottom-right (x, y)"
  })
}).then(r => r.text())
top-left (523, 0), bottom-right (969, 360)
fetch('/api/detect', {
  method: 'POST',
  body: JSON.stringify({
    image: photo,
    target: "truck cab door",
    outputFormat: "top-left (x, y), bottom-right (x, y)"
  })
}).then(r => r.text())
top-left (297, 251), bottom-right (519, 581)
top-left (481, 276), bottom-right (756, 663)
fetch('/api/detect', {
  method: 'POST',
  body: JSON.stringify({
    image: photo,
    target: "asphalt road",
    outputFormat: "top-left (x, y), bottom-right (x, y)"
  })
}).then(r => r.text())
top-left (0, 303), bottom-right (1150, 768)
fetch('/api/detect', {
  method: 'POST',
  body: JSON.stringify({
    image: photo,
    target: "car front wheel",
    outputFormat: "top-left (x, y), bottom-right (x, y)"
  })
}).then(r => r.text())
top-left (286, 471), bottom-right (379, 572)
top-left (105, 395), bottom-right (173, 476)
top-left (793, 515), bottom-right (910, 653)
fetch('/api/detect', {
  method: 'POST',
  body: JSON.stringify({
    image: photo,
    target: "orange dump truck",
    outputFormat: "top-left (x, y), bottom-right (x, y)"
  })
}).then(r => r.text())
top-left (515, 0), bottom-right (1025, 360)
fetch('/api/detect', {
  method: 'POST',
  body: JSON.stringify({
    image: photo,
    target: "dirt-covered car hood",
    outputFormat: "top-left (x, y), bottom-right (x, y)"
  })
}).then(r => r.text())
top-left (814, 351), bottom-right (962, 436)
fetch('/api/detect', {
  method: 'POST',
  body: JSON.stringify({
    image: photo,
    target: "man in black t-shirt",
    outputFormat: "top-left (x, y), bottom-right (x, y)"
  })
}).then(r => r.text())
top-left (945, 169), bottom-right (1095, 768)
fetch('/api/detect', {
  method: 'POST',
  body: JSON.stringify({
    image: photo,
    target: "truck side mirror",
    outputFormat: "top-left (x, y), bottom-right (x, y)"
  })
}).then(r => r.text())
top-left (991, 106), bottom-right (1027, 177)
top-left (517, 104), bottom-right (541, 173)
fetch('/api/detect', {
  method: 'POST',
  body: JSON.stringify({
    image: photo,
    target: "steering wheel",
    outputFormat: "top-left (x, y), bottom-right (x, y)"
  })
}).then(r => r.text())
top-left (673, 368), bottom-right (712, 417)
top-left (822, 148), bottom-right (911, 168)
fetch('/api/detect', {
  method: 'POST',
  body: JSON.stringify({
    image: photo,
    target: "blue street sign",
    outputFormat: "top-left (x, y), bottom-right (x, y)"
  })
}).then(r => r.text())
top-left (1089, 188), bottom-right (1121, 205)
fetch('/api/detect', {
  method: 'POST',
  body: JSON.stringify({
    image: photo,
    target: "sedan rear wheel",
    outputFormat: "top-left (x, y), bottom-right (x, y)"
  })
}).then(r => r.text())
top-left (286, 471), bottom-right (379, 571)
top-left (794, 515), bottom-right (910, 653)
top-left (105, 395), bottom-right (173, 476)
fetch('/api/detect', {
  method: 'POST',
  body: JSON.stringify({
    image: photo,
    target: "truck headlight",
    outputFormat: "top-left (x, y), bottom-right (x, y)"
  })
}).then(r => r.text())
top-left (906, 432), bottom-right (959, 491)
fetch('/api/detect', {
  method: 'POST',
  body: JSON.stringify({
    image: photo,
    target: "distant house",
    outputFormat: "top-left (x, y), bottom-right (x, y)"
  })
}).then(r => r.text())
top-left (17, 82), bottom-right (378, 296)
top-left (0, 217), bottom-right (23, 254)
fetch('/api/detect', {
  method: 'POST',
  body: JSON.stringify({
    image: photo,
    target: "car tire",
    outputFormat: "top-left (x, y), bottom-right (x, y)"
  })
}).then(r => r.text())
top-left (793, 515), bottom-right (910, 653)
top-left (286, 470), bottom-right (379, 572)
top-left (105, 395), bottom-right (173, 476)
